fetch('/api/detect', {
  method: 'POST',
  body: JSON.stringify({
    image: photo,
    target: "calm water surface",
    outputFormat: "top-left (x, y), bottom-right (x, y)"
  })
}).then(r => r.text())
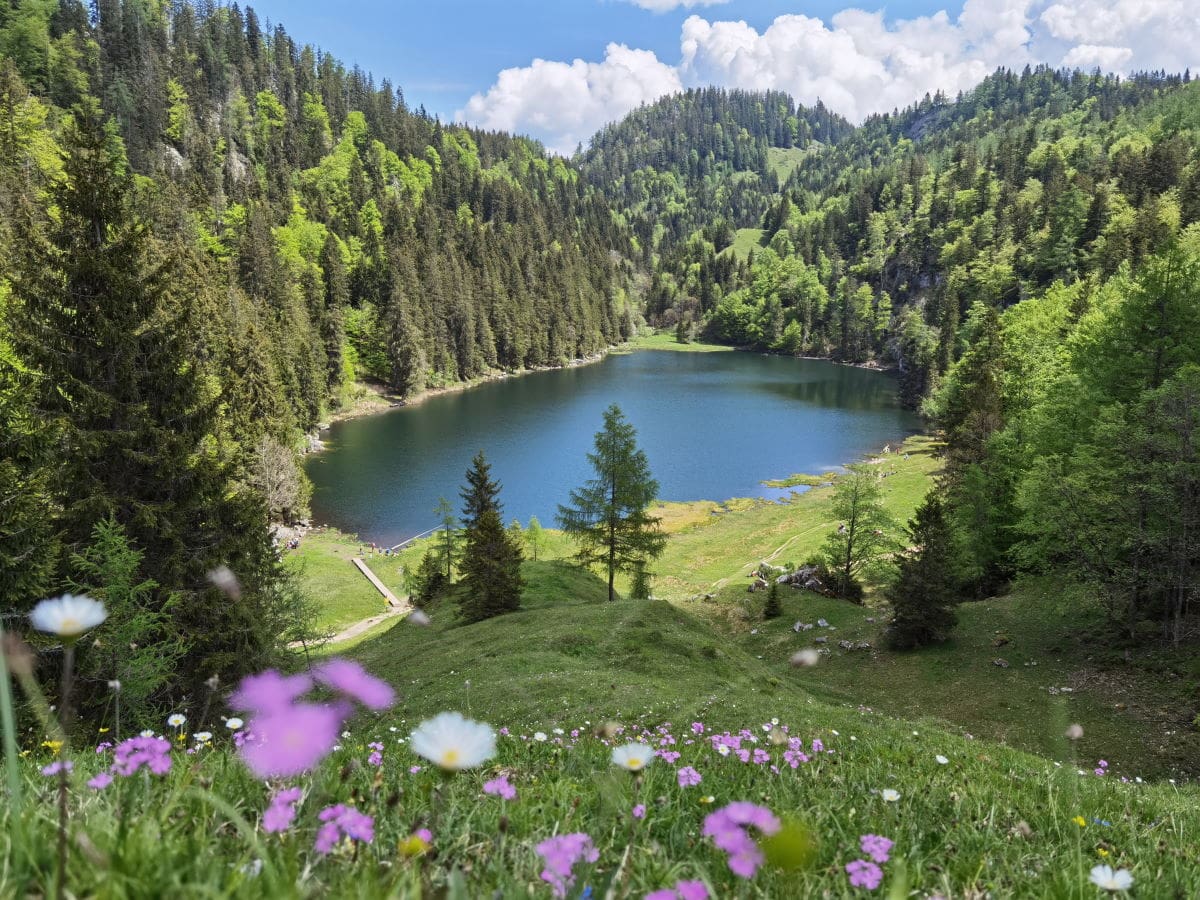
top-left (306, 351), bottom-right (920, 546)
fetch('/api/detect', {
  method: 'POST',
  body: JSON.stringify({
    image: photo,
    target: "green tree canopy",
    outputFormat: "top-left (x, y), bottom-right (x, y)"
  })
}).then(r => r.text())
top-left (557, 404), bottom-right (667, 602)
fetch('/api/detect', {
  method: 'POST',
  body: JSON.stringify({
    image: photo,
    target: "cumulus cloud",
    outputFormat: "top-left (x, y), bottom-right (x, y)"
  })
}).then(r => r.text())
top-left (456, 0), bottom-right (1200, 154)
top-left (456, 43), bottom-right (682, 155)
top-left (622, 0), bottom-right (730, 11)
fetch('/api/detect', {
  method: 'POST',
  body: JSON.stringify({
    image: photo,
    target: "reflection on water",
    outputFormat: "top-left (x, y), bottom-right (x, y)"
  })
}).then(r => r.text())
top-left (306, 350), bottom-right (920, 546)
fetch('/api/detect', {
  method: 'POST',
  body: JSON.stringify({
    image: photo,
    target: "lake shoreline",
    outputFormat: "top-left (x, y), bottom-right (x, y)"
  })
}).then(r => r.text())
top-left (317, 333), bottom-right (902, 439)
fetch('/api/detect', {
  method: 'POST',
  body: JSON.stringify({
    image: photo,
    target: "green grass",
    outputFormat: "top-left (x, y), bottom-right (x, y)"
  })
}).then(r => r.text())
top-left (7, 442), bottom-right (1199, 896)
top-left (285, 529), bottom-right (392, 632)
top-left (760, 471), bottom-right (840, 489)
top-left (623, 331), bottom-right (732, 353)
top-left (723, 228), bottom-right (766, 261)
top-left (767, 146), bottom-right (811, 182)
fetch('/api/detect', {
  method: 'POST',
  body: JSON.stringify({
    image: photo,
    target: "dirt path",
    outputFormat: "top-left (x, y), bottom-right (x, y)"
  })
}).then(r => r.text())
top-left (290, 607), bottom-right (408, 649)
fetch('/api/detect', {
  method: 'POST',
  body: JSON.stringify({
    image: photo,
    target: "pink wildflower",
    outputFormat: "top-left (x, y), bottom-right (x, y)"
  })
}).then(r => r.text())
top-left (112, 735), bottom-right (172, 776)
top-left (483, 775), bottom-right (517, 800)
top-left (263, 787), bottom-right (303, 834)
top-left (647, 883), bottom-right (709, 900)
top-left (535, 833), bottom-right (599, 898)
top-left (860, 834), bottom-right (893, 864)
top-left (240, 703), bottom-right (341, 778)
top-left (657, 749), bottom-right (681, 763)
top-left (846, 859), bottom-right (884, 890)
top-left (367, 741), bottom-right (384, 767)
top-left (313, 658), bottom-right (395, 711)
top-left (314, 804), bottom-right (374, 855)
top-left (812, 738), bottom-right (824, 753)
top-left (702, 802), bottom-right (781, 878)
top-left (632, 804), bottom-right (646, 819)
top-left (677, 766), bottom-right (702, 787)
top-left (230, 670), bottom-right (313, 716)
top-left (41, 760), bottom-right (73, 777)
top-left (691, 722), bottom-right (705, 735)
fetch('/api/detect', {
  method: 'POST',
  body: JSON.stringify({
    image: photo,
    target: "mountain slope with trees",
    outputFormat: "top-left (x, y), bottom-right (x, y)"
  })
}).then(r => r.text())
top-left (0, 0), bottom-right (637, 704)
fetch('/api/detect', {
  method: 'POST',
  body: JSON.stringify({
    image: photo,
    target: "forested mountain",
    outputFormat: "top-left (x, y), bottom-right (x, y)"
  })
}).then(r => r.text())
top-left (594, 69), bottom-right (1199, 643)
top-left (2, 0), bottom-right (1197, 708)
top-left (640, 69), bottom-right (1199, 402)
top-left (0, 0), bottom-right (636, 703)
top-left (580, 87), bottom-right (852, 264)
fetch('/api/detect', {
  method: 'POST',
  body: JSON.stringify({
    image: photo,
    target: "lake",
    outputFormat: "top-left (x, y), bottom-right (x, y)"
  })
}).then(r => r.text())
top-left (305, 350), bottom-right (921, 547)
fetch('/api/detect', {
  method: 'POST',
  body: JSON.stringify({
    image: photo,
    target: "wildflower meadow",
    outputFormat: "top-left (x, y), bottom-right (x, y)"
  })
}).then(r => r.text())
top-left (3, 594), bottom-right (1199, 898)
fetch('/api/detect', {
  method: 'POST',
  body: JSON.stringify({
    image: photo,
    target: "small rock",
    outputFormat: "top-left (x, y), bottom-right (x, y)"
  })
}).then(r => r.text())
top-left (993, 658), bottom-right (1010, 669)
top-left (815, 637), bottom-right (828, 644)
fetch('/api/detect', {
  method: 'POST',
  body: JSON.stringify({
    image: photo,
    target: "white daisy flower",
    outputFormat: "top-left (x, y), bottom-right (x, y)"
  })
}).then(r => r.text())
top-left (881, 789), bottom-right (901, 802)
top-left (409, 712), bottom-right (496, 771)
top-left (30, 595), bottom-right (107, 639)
top-left (1089, 865), bottom-right (1133, 892)
top-left (611, 743), bottom-right (653, 772)
top-left (224, 718), bottom-right (244, 730)
top-left (167, 714), bottom-right (186, 728)
top-left (193, 732), bottom-right (213, 743)
top-left (533, 731), bottom-right (548, 742)
top-left (139, 729), bottom-right (156, 738)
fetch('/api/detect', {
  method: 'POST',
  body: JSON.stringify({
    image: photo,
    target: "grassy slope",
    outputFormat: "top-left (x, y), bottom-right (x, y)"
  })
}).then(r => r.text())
top-left (767, 146), bottom-right (811, 182)
top-left (328, 565), bottom-right (1198, 897)
top-left (303, 432), bottom-right (1198, 778)
top-left (285, 530), bottom-right (391, 632)
top-left (723, 227), bottom-right (766, 261)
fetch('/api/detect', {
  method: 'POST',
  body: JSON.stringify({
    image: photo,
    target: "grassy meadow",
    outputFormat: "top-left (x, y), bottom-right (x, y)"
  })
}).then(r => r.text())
top-left (6, 435), bottom-right (1197, 897)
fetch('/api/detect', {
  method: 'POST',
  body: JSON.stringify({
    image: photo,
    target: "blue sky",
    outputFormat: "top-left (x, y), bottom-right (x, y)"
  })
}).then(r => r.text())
top-left (240, 0), bottom-right (1198, 154)
top-left (242, 1), bottom-right (953, 119)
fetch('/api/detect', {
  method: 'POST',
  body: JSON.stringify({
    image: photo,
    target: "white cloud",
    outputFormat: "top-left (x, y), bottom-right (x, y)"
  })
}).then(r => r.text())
top-left (456, 44), bottom-right (682, 155)
top-left (622, 0), bottom-right (730, 11)
top-left (456, 0), bottom-right (1200, 155)
top-left (1060, 44), bottom-right (1134, 70)
top-left (678, 1), bottom-right (1035, 121)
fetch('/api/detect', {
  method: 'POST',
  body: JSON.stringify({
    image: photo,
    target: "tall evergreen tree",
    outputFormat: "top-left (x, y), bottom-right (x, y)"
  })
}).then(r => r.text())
top-left (458, 452), bottom-right (523, 622)
top-left (7, 99), bottom-right (281, 692)
top-left (886, 490), bottom-right (960, 649)
top-left (460, 450), bottom-right (501, 528)
top-left (557, 404), bottom-right (667, 602)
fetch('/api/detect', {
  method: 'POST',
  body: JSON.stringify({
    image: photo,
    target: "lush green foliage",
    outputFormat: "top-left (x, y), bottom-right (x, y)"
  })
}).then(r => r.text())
top-left (885, 491), bottom-right (960, 649)
top-left (557, 405), bottom-right (668, 602)
top-left (458, 452), bottom-right (524, 622)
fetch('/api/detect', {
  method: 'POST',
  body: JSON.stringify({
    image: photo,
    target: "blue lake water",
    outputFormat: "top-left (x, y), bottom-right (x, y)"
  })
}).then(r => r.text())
top-left (305, 350), bottom-right (921, 546)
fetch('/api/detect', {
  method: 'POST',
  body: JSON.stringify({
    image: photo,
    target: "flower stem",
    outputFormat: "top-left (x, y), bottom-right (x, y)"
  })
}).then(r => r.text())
top-left (55, 643), bottom-right (75, 900)
top-left (0, 620), bottom-right (22, 817)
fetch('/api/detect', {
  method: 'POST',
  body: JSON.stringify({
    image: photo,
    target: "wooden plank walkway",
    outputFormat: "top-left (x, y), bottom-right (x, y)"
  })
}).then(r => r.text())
top-left (352, 557), bottom-right (405, 609)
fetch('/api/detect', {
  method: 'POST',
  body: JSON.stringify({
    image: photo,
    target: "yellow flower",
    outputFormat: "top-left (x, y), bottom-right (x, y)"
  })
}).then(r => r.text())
top-left (1073, 816), bottom-right (1087, 827)
top-left (98, 727), bottom-right (110, 734)
top-left (1097, 848), bottom-right (1110, 857)
top-left (42, 740), bottom-right (63, 755)
top-left (398, 835), bottom-right (430, 858)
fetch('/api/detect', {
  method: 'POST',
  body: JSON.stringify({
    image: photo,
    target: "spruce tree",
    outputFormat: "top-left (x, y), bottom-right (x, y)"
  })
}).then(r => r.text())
top-left (458, 452), bottom-right (523, 621)
top-left (460, 450), bottom-right (501, 528)
top-left (434, 497), bottom-right (458, 580)
top-left (763, 581), bottom-right (782, 619)
top-left (886, 490), bottom-right (960, 649)
top-left (8, 100), bottom-right (281, 693)
top-left (557, 404), bottom-right (667, 602)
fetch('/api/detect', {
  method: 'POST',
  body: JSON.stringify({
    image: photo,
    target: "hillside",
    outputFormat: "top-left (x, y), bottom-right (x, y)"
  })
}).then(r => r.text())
top-left (579, 87), bottom-right (852, 263)
top-left (8, 553), bottom-right (1197, 896)
top-left (0, 0), bottom-right (639, 692)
